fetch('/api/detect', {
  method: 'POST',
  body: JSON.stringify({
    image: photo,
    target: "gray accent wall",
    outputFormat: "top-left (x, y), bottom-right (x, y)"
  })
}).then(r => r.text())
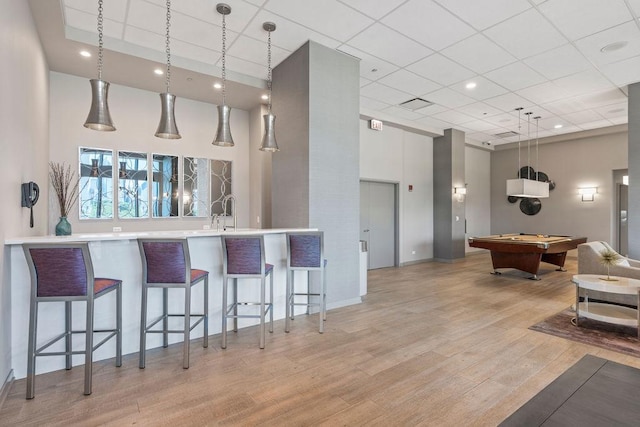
top-left (629, 83), bottom-right (640, 257)
top-left (433, 129), bottom-right (466, 261)
top-left (249, 104), bottom-right (273, 229)
top-left (272, 41), bottom-right (361, 306)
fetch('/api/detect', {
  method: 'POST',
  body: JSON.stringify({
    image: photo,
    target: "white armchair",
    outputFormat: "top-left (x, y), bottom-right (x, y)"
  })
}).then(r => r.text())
top-left (577, 241), bottom-right (640, 306)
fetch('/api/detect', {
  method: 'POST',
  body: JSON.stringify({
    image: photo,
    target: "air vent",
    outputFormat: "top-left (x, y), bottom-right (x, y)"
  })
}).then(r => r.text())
top-left (399, 98), bottom-right (434, 111)
top-left (493, 131), bottom-right (519, 138)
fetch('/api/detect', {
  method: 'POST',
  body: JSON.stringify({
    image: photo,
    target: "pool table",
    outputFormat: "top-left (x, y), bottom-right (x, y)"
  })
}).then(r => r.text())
top-left (468, 233), bottom-right (587, 280)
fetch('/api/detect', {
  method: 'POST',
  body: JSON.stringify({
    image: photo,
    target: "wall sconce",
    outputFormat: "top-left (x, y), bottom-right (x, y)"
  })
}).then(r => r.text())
top-left (454, 187), bottom-right (467, 195)
top-left (578, 187), bottom-right (597, 202)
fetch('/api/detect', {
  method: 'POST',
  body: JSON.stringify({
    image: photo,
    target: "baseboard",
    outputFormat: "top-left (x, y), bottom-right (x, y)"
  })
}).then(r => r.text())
top-left (326, 297), bottom-right (362, 311)
top-left (400, 258), bottom-right (433, 267)
top-left (0, 369), bottom-right (15, 411)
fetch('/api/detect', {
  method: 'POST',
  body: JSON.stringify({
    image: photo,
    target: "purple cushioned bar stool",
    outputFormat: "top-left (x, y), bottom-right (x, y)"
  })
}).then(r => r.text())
top-left (221, 235), bottom-right (273, 349)
top-left (138, 238), bottom-right (208, 369)
top-left (22, 242), bottom-right (122, 399)
top-left (285, 231), bottom-right (327, 333)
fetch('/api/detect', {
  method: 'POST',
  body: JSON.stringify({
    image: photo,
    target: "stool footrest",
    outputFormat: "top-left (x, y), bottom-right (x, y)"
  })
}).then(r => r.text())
top-left (35, 329), bottom-right (119, 355)
top-left (144, 314), bottom-right (206, 334)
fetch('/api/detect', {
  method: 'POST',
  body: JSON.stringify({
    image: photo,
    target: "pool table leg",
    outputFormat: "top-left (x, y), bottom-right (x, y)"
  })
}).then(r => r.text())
top-left (491, 270), bottom-right (502, 275)
top-left (528, 274), bottom-right (540, 281)
top-left (556, 267), bottom-right (567, 272)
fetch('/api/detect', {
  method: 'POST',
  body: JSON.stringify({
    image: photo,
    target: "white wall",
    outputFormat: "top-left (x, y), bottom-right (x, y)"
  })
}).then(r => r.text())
top-left (491, 131), bottom-right (627, 242)
top-left (48, 72), bottom-right (251, 234)
top-left (359, 120), bottom-right (434, 263)
top-left (465, 146), bottom-right (491, 252)
top-left (0, 0), bottom-right (49, 387)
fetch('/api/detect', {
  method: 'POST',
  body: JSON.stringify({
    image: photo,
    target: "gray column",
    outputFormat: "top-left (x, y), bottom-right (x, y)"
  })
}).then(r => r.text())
top-left (628, 83), bottom-right (640, 258)
top-left (433, 129), bottom-right (466, 261)
top-left (271, 41), bottom-right (361, 305)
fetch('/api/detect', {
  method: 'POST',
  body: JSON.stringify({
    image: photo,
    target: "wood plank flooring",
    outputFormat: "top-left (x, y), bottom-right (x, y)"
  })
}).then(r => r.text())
top-left (2, 252), bottom-right (640, 426)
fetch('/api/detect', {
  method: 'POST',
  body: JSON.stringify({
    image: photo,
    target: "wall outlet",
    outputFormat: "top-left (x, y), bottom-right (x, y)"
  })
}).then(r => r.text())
top-left (112, 227), bottom-right (122, 232)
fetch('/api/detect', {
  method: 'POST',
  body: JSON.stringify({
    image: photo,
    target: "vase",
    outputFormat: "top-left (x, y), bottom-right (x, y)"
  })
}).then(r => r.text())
top-left (55, 216), bottom-right (72, 236)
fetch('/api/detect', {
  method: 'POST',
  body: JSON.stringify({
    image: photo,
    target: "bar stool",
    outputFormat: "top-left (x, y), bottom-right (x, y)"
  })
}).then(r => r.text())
top-left (138, 238), bottom-right (208, 369)
top-left (285, 231), bottom-right (327, 333)
top-left (221, 235), bottom-right (273, 349)
top-left (22, 242), bottom-right (122, 399)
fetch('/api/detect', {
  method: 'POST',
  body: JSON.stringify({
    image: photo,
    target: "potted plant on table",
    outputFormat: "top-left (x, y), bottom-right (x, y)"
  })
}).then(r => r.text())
top-left (599, 248), bottom-right (622, 281)
top-left (49, 162), bottom-right (81, 236)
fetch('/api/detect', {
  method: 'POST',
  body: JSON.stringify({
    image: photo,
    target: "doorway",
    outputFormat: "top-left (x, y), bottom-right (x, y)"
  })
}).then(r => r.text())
top-left (360, 180), bottom-right (398, 270)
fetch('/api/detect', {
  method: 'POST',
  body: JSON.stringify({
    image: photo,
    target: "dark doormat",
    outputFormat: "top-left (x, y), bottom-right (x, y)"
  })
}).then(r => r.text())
top-left (500, 354), bottom-right (640, 426)
top-left (529, 308), bottom-right (640, 358)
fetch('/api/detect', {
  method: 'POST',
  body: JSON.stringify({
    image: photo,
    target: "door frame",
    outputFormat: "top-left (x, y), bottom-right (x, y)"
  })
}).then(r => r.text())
top-left (360, 179), bottom-right (400, 269)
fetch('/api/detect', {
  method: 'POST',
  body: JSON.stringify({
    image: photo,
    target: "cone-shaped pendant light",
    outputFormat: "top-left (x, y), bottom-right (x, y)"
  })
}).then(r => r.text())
top-left (84, 0), bottom-right (115, 131)
top-left (155, 0), bottom-right (181, 139)
top-left (260, 22), bottom-right (279, 152)
top-left (213, 3), bottom-right (234, 147)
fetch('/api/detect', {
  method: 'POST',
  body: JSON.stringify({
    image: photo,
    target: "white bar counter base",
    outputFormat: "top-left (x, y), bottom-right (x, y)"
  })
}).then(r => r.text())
top-left (572, 274), bottom-right (640, 334)
top-left (6, 228), bottom-right (328, 379)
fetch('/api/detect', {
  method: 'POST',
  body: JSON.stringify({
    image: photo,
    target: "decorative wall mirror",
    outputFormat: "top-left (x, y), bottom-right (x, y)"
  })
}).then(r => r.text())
top-left (79, 147), bottom-right (114, 219)
top-left (211, 159), bottom-right (232, 215)
top-left (117, 151), bottom-right (149, 219)
top-left (183, 157), bottom-right (209, 217)
top-left (152, 154), bottom-right (179, 218)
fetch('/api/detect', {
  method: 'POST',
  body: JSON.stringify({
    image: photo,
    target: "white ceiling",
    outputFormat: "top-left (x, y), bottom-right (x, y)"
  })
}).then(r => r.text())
top-left (30, 0), bottom-right (640, 145)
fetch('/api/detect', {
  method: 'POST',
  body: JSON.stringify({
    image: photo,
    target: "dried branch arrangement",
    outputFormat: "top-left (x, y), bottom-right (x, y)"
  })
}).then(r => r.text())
top-left (49, 162), bottom-right (80, 217)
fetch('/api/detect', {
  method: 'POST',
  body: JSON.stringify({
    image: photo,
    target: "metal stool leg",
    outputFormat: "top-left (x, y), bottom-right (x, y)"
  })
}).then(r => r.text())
top-left (285, 268), bottom-right (292, 333)
top-left (65, 301), bottom-right (72, 370)
top-left (203, 277), bottom-right (209, 348)
top-left (139, 285), bottom-right (148, 369)
top-left (162, 288), bottom-right (169, 348)
top-left (233, 278), bottom-right (238, 332)
top-left (26, 299), bottom-right (38, 399)
top-left (269, 271), bottom-right (274, 333)
top-left (319, 268), bottom-right (325, 333)
top-left (221, 276), bottom-right (228, 349)
top-left (183, 286), bottom-right (190, 369)
top-left (116, 283), bottom-right (122, 367)
top-left (84, 298), bottom-right (94, 395)
top-left (260, 276), bottom-right (266, 349)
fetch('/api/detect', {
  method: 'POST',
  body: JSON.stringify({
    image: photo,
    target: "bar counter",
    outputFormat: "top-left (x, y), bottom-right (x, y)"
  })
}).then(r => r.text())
top-left (5, 228), bottom-right (315, 379)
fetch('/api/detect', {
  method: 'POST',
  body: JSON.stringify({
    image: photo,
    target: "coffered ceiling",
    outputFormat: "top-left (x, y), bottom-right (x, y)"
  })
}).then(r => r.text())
top-left (29, 0), bottom-right (640, 146)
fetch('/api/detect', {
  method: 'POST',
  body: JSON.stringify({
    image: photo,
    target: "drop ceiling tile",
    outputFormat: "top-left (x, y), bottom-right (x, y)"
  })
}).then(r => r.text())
top-left (423, 87), bottom-right (476, 109)
top-left (125, 1), bottom-right (167, 35)
top-left (360, 96), bottom-right (391, 111)
top-left (360, 82), bottom-right (412, 105)
top-left (337, 45), bottom-right (398, 81)
top-left (63, 0), bottom-right (128, 22)
top-left (593, 101), bottom-right (628, 120)
top-left (540, 98), bottom-right (588, 116)
top-left (483, 112), bottom-right (520, 128)
top-left (377, 70), bottom-right (442, 97)
top-left (552, 69), bottom-right (616, 99)
top-left (264, 0), bottom-right (374, 41)
top-left (485, 61), bottom-right (547, 91)
top-left (523, 44), bottom-right (592, 81)
top-left (600, 54), bottom-right (640, 86)
top-left (516, 81), bottom-right (570, 105)
top-left (484, 9), bottom-right (567, 60)
top-left (466, 131), bottom-right (495, 143)
top-left (432, 110), bottom-right (476, 125)
top-left (122, 26), bottom-right (167, 58)
top-left (608, 116), bottom-right (628, 125)
top-left (415, 116), bottom-right (455, 131)
top-left (242, 11), bottom-right (342, 53)
top-left (346, 23), bottom-right (433, 67)
top-left (538, 0), bottom-right (633, 41)
top-left (549, 125), bottom-right (583, 135)
top-left (244, 0), bottom-right (268, 6)
top-left (338, 0), bottom-right (407, 20)
top-left (578, 119), bottom-right (616, 130)
top-left (451, 76), bottom-right (508, 101)
top-left (64, 8), bottom-right (124, 39)
top-left (227, 35), bottom-right (289, 68)
top-left (628, 0), bottom-right (640, 15)
top-left (171, 38), bottom-right (218, 67)
top-left (561, 110), bottom-right (606, 125)
top-left (381, 0), bottom-right (475, 51)
top-left (572, 88), bottom-right (628, 109)
top-left (463, 120), bottom-right (503, 132)
top-left (360, 77), bottom-right (372, 87)
top-left (456, 102), bottom-right (503, 119)
top-left (537, 116), bottom-right (573, 130)
top-left (441, 34), bottom-right (517, 74)
top-left (575, 21), bottom-right (640, 68)
top-left (483, 92), bottom-right (535, 113)
top-left (222, 55), bottom-right (267, 80)
top-left (406, 54), bottom-right (476, 86)
top-left (433, 0), bottom-right (531, 30)
top-left (383, 106), bottom-right (427, 121)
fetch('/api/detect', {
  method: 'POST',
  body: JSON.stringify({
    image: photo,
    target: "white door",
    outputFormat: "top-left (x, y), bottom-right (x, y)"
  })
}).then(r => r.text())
top-left (360, 181), bottom-right (396, 269)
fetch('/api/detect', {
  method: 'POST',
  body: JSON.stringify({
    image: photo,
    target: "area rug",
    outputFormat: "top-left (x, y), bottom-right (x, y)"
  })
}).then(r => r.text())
top-left (529, 308), bottom-right (640, 358)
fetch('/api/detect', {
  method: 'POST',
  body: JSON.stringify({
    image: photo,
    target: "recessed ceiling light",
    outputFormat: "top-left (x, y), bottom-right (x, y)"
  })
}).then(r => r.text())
top-left (554, 124), bottom-right (563, 129)
top-left (465, 82), bottom-right (477, 90)
top-left (213, 82), bottom-right (222, 89)
top-left (261, 94), bottom-right (269, 100)
top-left (80, 50), bottom-right (91, 58)
top-left (600, 41), bottom-right (628, 53)
top-left (154, 68), bottom-right (164, 75)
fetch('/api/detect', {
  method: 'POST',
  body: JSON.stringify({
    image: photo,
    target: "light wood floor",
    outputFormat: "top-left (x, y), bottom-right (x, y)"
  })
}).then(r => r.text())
top-left (2, 253), bottom-right (640, 426)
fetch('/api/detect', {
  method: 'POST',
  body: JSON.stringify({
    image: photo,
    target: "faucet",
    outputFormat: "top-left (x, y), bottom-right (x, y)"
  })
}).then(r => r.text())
top-left (222, 194), bottom-right (237, 231)
top-left (210, 213), bottom-right (220, 231)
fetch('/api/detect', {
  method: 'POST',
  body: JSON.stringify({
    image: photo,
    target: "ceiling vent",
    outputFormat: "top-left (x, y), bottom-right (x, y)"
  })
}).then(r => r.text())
top-left (493, 130), bottom-right (519, 138)
top-left (399, 97), bottom-right (434, 111)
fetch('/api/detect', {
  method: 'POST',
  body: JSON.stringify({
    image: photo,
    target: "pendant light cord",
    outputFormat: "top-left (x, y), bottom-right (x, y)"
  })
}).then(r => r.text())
top-left (97, 0), bottom-right (104, 80)
top-left (165, 0), bottom-right (171, 93)
top-left (267, 29), bottom-right (272, 113)
top-left (526, 112), bottom-right (532, 179)
top-left (535, 116), bottom-right (541, 180)
top-left (221, 12), bottom-right (227, 106)
top-left (516, 107), bottom-right (522, 177)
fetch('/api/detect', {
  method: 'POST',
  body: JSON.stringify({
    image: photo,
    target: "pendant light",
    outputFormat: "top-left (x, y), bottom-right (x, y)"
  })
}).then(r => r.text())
top-left (259, 22), bottom-right (279, 152)
top-left (155, 0), bottom-right (181, 139)
top-left (84, 0), bottom-right (115, 131)
top-left (506, 108), bottom-right (549, 198)
top-left (212, 3), bottom-right (234, 147)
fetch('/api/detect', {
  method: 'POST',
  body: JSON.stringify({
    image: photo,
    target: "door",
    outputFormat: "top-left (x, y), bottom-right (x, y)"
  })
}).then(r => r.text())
top-left (360, 181), bottom-right (396, 269)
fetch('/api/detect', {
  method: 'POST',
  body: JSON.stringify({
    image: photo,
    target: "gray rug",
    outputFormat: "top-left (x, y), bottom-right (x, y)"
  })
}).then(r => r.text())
top-left (529, 308), bottom-right (640, 358)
